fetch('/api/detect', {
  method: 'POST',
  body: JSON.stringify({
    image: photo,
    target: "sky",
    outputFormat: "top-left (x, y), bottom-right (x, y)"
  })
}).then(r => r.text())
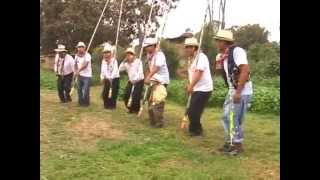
top-left (161, 0), bottom-right (280, 42)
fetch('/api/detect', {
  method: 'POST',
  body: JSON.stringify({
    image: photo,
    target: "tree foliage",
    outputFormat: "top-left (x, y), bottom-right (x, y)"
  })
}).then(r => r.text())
top-left (40, 0), bottom-right (179, 54)
top-left (230, 24), bottom-right (270, 50)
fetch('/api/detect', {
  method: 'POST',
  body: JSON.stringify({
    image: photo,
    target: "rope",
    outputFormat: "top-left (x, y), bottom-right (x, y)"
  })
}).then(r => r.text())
top-left (86, 0), bottom-right (111, 53)
top-left (114, 0), bottom-right (125, 57)
top-left (138, 0), bottom-right (156, 61)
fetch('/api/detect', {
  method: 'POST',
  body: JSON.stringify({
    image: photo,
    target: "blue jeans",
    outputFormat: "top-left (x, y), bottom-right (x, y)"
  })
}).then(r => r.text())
top-left (77, 76), bottom-right (91, 106)
top-left (222, 91), bottom-right (252, 143)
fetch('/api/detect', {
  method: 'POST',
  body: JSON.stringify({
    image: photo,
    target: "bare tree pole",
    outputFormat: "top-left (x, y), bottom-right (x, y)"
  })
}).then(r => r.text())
top-left (221, 0), bottom-right (226, 29)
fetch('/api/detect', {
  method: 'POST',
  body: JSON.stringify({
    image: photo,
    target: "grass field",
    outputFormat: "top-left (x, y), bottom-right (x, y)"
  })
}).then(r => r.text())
top-left (40, 85), bottom-right (279, 180)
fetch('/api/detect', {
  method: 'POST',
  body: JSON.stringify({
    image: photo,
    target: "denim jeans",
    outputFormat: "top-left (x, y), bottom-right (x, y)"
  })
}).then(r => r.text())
top-left (222, 90), bottom-right (252, 143)
top-left (77, 76), bottom-right (91, 106)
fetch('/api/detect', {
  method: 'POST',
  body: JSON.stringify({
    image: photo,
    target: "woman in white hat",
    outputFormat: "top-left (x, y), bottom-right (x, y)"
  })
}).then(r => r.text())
top-left (119, 47), bottom-right (144, 114)
top-left (184, 37), bottom-right (213, 136)
top-left (54, 44), bottom-right (75, 103)
top-left (74, 41), bottom-right (92, 107)
top-left (213, 30), bottom-right (253, 155)
top-left (100, 43), bottom-right (120, 109)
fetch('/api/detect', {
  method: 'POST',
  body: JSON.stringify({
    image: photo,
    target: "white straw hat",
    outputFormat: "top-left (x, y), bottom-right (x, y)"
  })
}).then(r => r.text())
top-left (143, 38), bottom-right (158, 48)
top-left (76, 41), bottom-right (86, 48)
top-left (103, 43), bottom-right (114, 52)
top-left (184, 37), bottom-right (199, 47)
top-left (213, 30), bottom-right (234, 42)
top-left (54, 44), bottom-right (68, 52)
top-left (125, 47), bottom-right (136, 55)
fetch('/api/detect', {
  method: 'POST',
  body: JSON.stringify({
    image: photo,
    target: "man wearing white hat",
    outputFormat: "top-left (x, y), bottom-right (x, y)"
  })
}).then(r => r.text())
top-left (74, 42), bottom-right (92, 107)
top-left (143, 37), bottom-right (170, 128)
top-left (213, 30), bottom-right (253, 155)
top-left (184, 37), bottom-right (213, 136)
top-left (119, 47), bottom-right (144, 114)
top-left (54, 44), bottom-right (75, 103)
top-left (100, 43), bottom-right (120, 109)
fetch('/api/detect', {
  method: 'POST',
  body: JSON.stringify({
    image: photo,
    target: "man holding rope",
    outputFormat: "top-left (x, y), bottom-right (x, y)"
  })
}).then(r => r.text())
top-left (213, 30), bottom-right (253, 155)
top-left (74, 42), bottom-right (92, 107)
top-left (54, 44), bottom-right (75, 103)
top-left (119, 47), bottom-right (144, 114)
top-left (100, 43), bottom-right (120, 109)
top-left (143, 37), bottom-right (170, 128)
top-left (184, 37), bottom-right (213, 137)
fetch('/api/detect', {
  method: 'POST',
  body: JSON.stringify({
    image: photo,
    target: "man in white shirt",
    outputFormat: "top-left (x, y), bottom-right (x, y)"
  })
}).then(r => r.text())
top-left (143, 37), bottom-right (170, 128)
top-left (184, 37), bottom-right (213, 136)
top-left (74, 42), bottom-right (92, 107)
top-left (119, 47), bottom-right (144, 114)
top-left (100, 43), bottom-right (120, 109)
top-left (54, 44), bottom-right (75, 103)
top-left (213, 30), bottom-right (253, 155)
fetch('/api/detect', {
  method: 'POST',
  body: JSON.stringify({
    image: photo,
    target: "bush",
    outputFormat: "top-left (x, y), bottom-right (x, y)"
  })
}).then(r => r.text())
top-left (160, 40), bottom-right (180, 79)
top-left (40, 68), bottom-right (57, 90)
top-left (167, 78), bottom-right (279, 114)
top-left (247, 43), bottom-right (280, 78)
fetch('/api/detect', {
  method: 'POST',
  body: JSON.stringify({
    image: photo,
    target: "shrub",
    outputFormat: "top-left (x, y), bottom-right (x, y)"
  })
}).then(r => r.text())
top-left (160, 40), bottom-right (180, 79)
top-left (40, 68), bottom-right (57, 90)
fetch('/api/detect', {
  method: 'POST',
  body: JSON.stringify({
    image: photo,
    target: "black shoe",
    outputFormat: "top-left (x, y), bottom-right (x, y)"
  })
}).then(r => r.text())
top-left (189, 132), bottom-right (203, 137)
top-left (225, 143), bottom-right (243, 156)
top-left (218, 143), bottom-right (231, 152)
top-left (154, 123), bottom-right (164, 128)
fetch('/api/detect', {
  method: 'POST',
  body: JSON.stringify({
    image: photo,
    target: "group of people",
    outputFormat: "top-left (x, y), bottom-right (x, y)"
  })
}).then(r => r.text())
top-left (53, 30), bottom-right (253, 155)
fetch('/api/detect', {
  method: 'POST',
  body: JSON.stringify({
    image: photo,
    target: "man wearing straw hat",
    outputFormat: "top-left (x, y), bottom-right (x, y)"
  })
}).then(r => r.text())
top-left (100, 43), bottom-right (120, 109)
top-left (143, 37), bottom-right (170, 128)
top-left (54, 44), bottom-right (75, 103)
top-left (184, 37), bottom-right (213, 137)
top-left (74, 42), bottom-right (92, 107)
top-left (119, 47), bottom-right (144, 114)
top-left (213, 30), bottom-right (253, 155)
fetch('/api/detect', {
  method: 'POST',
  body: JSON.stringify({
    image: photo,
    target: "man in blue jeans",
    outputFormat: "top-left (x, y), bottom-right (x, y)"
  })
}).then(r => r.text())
top-left (213, 30), bottom-right (253, 155)
top-left (74, 42), bottom-right (92, 107)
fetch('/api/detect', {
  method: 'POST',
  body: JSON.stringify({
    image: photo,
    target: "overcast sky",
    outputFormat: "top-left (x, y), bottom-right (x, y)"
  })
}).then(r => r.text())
top-left (161, 0), bottom-right (280, 42)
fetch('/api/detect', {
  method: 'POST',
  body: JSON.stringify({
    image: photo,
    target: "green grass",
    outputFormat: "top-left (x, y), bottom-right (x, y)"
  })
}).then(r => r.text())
top-left (40, 85), bottom-right (279, 180)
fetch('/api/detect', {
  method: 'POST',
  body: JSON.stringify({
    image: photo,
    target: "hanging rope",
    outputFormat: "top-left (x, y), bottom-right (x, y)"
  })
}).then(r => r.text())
top-left (114, 0), bottom-right (125, 57)
top-left (86, 0), bottom-right (111, 53)
top-left (138, 0), bottom-right (156, 61)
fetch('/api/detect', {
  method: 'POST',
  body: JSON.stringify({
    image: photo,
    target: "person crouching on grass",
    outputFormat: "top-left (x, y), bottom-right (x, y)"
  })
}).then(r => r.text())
top-left (184, 37), bottom-right (213, 137)
top-left (119, 47), bottom-right (144, 114)
top-left (100, 43), bottom-right (120, 109)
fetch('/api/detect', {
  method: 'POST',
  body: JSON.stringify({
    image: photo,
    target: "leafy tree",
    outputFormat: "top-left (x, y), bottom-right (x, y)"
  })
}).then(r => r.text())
top-left (40, 0), bottom-right (179, 54)
top-left (230, 24), bottom-right (270, 50)
top-left (247, 43), bottom-right (280, 77)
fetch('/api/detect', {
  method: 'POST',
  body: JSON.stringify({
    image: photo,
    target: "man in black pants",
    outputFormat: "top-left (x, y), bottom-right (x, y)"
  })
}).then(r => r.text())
top-left (184, 37), bottom-right (213, 136)
top-left (100, 43), bottom-right (120, 109)
top-left (119, 48), bottom-right (144, 114)
top-left (54, 44), bottom-right (75, 103)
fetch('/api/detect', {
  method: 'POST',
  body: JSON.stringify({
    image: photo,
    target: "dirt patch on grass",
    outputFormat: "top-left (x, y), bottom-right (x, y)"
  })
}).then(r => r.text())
top-left (159, 158), bottom-right (193, 169)
top-left (66, 115), bottom-right (126, 143)
top-left (240, 158), bottom-right (280, 180)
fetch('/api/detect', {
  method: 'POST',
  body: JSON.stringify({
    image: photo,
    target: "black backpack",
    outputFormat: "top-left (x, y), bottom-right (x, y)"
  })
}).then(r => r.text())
top-left (221, 46), bottom-right (249, 89)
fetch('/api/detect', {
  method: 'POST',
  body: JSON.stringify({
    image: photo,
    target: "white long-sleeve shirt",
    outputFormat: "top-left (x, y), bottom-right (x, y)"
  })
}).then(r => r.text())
top-left (119, 58), bottom-right (144, 82)
top-left (100, 58), bottom-right (120, 80)
top-left (54, 54), bottom-right (74, 75)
